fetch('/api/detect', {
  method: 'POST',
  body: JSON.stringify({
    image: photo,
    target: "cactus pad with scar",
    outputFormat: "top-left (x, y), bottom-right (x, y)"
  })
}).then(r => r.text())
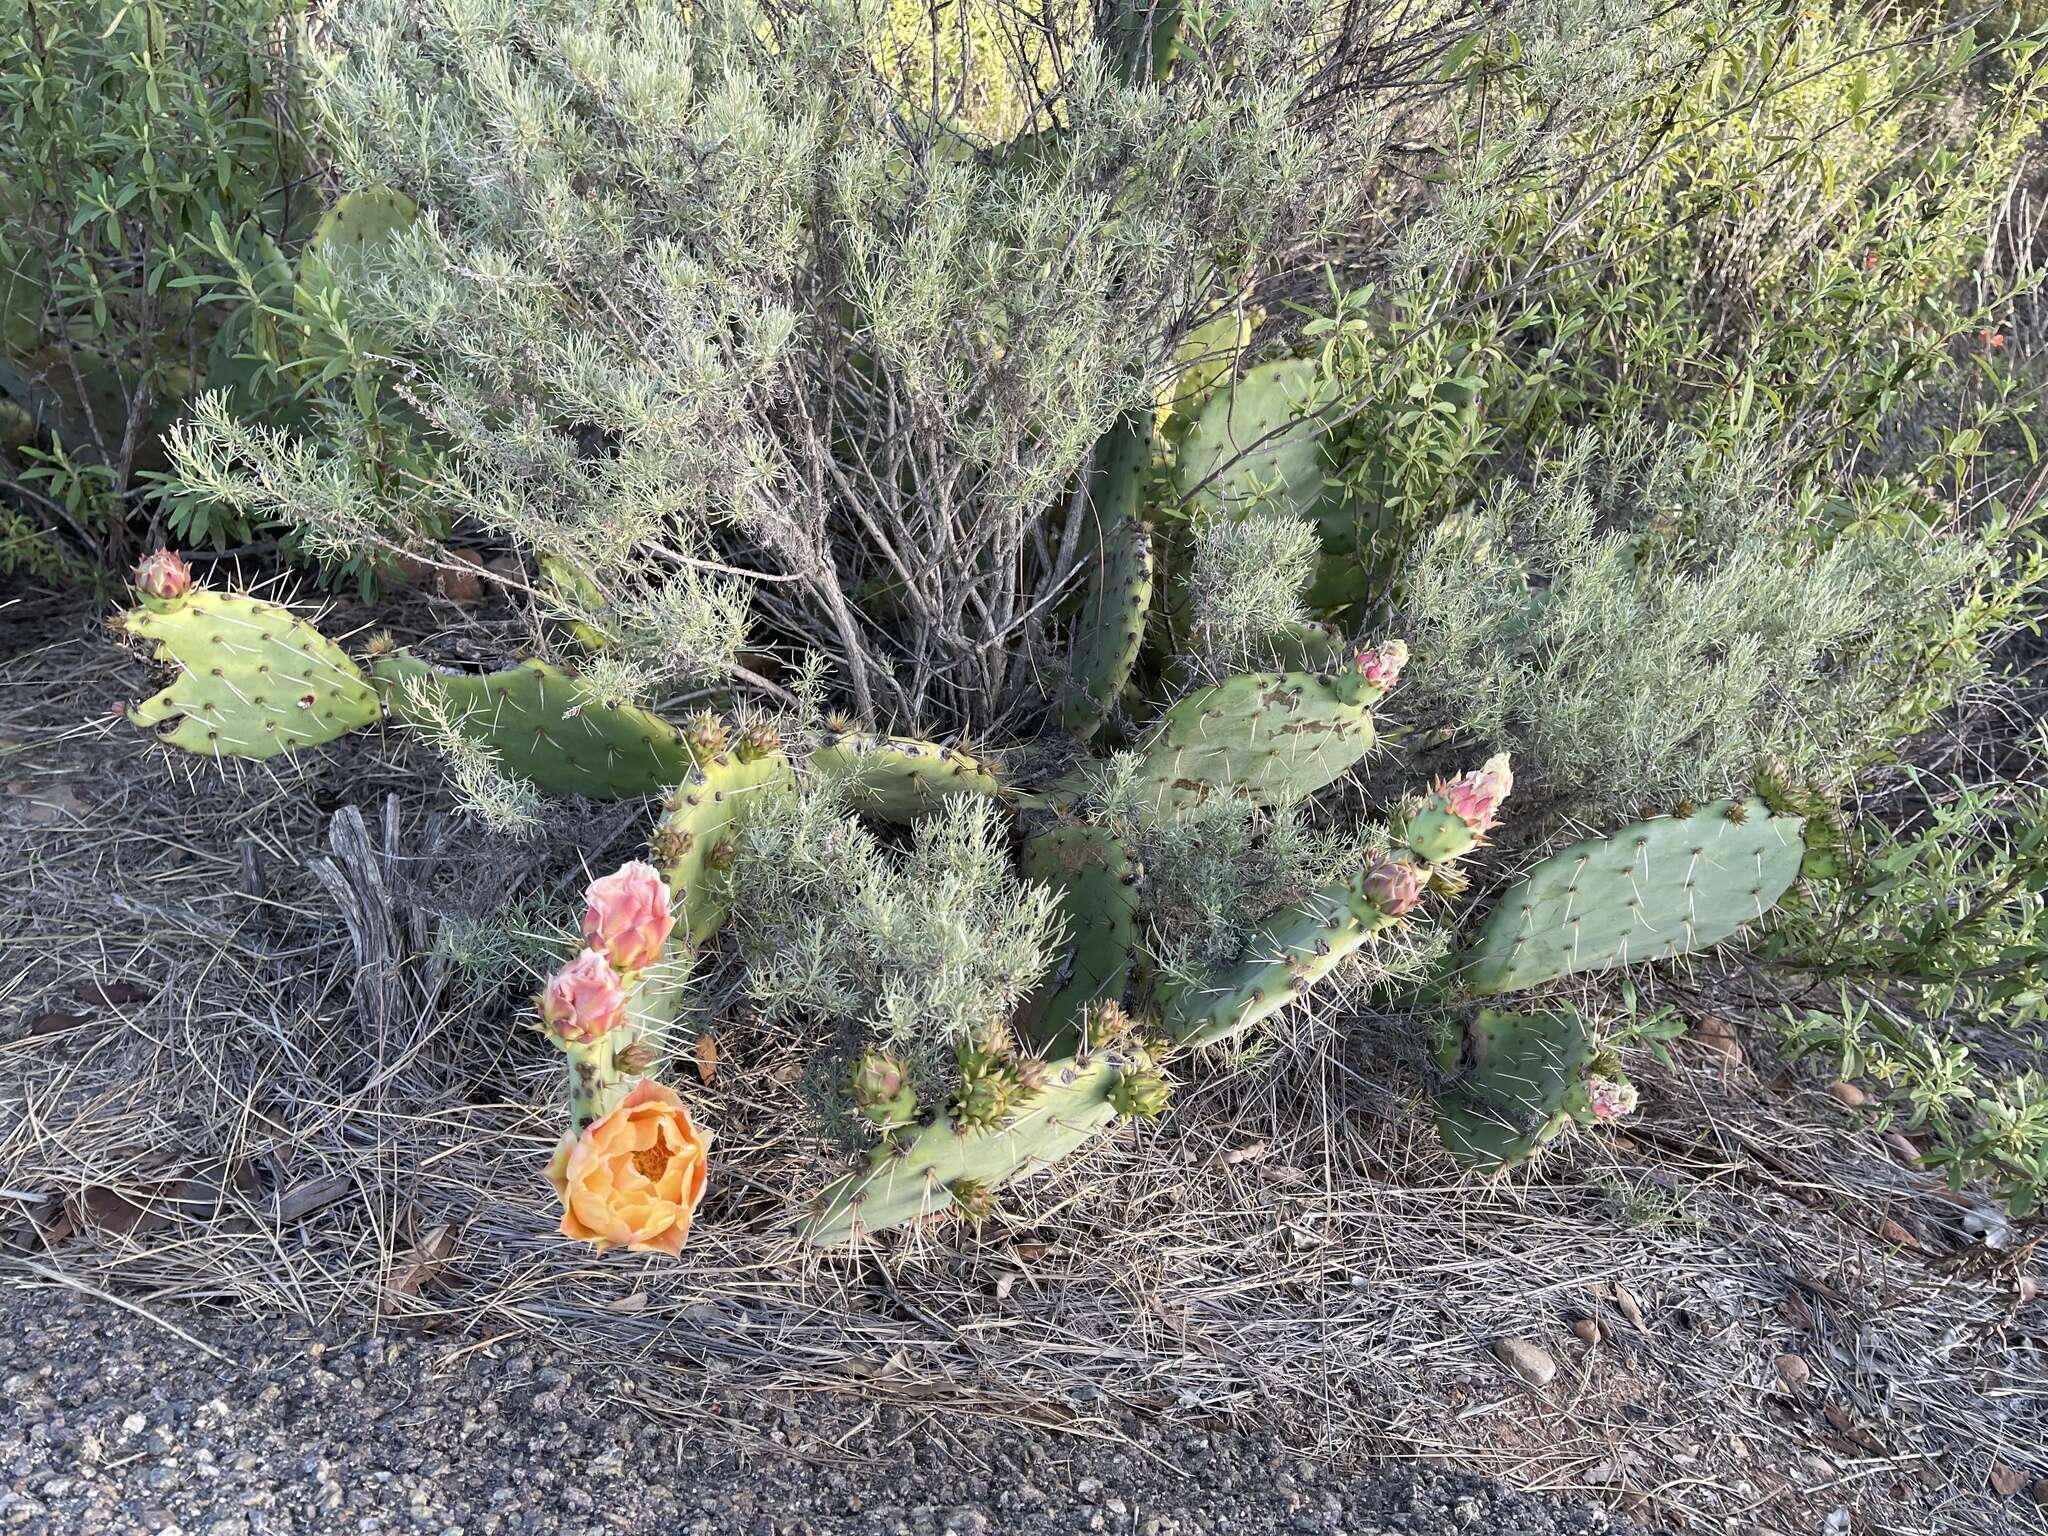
top-left (1059, 412), bottom-right (1155, 741)
top-left (809, 731), bottom-right (1005, 823)
top-left (119, 589), bottom-right (381, 757)
top-left (1016, 824), bottom-right (1141, 1054)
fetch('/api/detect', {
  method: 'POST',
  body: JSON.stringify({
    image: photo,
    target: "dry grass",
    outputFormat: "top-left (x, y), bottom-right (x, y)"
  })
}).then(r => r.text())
top-left (3, 585), bottom-right (2045, 1536)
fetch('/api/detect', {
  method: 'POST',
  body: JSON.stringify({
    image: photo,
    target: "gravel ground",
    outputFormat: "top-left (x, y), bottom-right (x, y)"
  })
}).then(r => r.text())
top-left (0, 1279), bottom-right (1641, 1536)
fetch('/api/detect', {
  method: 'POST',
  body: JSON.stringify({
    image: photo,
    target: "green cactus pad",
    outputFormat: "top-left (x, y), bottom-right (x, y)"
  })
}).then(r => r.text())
top-left (1457, 799), bottom-right (1806, 995)
top-left (296, 187), bottom-right (419, 309)
top-left (1433, 1007), bottom-right (1597, 1169)
top-left (809, 731), bottom-right (1005, 823)
top-left (1173, 357), bottom-right (1334, 524)
top-left (1016, 824), bottom-right (1141, 1054)
top-left (372, 654), bottom-right (696, 798)
top-left (651, 747), bottom-right (795, 945)
top-left (1103, 667), bottom-right (1379, 814)
top-left (119, 590), bottom-right (381, 758)
top-left (1160, 863), bottom-right (1403, 1049)
top-left (1058, 413), bottom-right (1155, 740)
top-left (803, 1047), bottom-right (1147, 1245)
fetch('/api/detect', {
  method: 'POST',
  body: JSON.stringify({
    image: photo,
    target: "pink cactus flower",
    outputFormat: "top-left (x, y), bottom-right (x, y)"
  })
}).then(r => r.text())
top-left (1432, 752), bottom-right (1514, 837)
top-left (541, 948), bottom-right (628, 1045)
top-left (133, 550), bottom-right (193, 601)
top-left (1363, 858), bottom-right (1426, 916)
top-left (1588, 1077), bottom-right (1638, 1122)
top-left (1353, 639), bottom-right (1408, 692)
top-left (581, 860), bottom-right (674, 972)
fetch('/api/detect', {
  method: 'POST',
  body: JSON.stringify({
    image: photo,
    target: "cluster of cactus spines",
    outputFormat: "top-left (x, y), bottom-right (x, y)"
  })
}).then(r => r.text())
top-left (802, 1044), bottom-right (1152, 1245)
top-left (849, 1048), bottom-right (917, 1130)
top-left (1059, 412), bottom-right (1156, 740)
top-left (1454, 796), bottom-right (1807, 997)
top-left (808, 729), bottom-right (1005, 824)
top-left (372, 652), bottom-right (699, 798)
top-left (1015, 823), bottom-right (1142, 1054)
top-left (1431, 1007), bottom-right (1634, 1170)
top-left (117, 576), bottom-right (383, 759)
top-left (650, 729), bottom-right (794, 946)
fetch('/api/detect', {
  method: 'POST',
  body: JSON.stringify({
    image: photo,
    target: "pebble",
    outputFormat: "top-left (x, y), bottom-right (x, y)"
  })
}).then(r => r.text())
top-left (1491, 1338), bottom-right (1557, 1387)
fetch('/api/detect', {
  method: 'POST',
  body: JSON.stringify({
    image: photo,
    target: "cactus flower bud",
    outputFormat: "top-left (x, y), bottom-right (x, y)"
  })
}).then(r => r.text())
top-left (580, 860), bottom-right (674, 972)
top-left (849, 1049), bottom-right (917, 1129)
top-left (1354, 638), bottom-right (1408, 692)
top-left (1435, 752), bottom-right (1514, 836)
top-left (1588, 1076), bottom-right (1638, 1122)
top-left (1363, 858), bottom-right (1426, 916)
top-left (133, 550), bottom-right (193, 602)
top-left (540, 948), bottom-right (628, 1044)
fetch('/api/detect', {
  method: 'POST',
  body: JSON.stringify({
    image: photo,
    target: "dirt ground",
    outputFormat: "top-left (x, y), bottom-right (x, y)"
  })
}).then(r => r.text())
top-left (4, 581), bottom-right (2046, 1536)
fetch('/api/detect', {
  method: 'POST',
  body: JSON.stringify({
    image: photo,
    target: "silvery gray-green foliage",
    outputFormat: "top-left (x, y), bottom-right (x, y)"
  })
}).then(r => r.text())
top-left (166, 0), bottom-right (1405, 733)
top-left (1394, 426), bottom-right (1985, 826)
top-left (1185, 507), bottom-right (1319, 673)
top-left (1142, 798), bottom-right (1376, 975)
top-left (724, 783), bottom-right (1061, 1064)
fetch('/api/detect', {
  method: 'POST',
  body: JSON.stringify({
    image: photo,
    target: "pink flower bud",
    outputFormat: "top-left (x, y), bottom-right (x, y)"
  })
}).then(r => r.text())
top-left (1588, 1077), bottom-right (1638, 1122)
top-left (541, 948), bottom-right (628, 1045)
top-left (1433, 752), bottom-right (1514, 836)
top-left (580, 860), bottom-right (674, 972)
top-left (134, 550), bottom-right (193, 601)
top-left (1354, 639), bottom-right (1408, 692)
top-left (1363, 858), bottom-right (1425, 915)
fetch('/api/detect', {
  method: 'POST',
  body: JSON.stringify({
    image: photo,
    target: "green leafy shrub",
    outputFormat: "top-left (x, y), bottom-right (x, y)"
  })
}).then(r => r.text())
top-left (0, 0), bottom-right (308, 579)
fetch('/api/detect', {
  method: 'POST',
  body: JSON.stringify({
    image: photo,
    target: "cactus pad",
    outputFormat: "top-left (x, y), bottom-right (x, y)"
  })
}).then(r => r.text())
top-left (1059, 413), bottom-right (1155, 740)
top-left (297, 187), bottom-right (419, 306)
top-left (1173, 357), bottom-right (1334, 523)
top-left (809, 731), bottom-right (1004, 823)
top-left (1432, 1007), bottom-right (1600, 1169)
top-left (1109, 666), bottom-right (1379, 814)
top-left (1016, 824), bottom-right (1141, 1054)
top-left (803, 1046), bottom-right (1149, 1245)
top-left (1160, 863), bottom-right (1402, 1049)
top-left (119, 590), bottom-right (381, 758)
top-left (1457, 799), bottom-right (1805, 995)
top-left (651, 744), bottom-right (795, 944)
top-left (372, 654), bottom-right (696, 798)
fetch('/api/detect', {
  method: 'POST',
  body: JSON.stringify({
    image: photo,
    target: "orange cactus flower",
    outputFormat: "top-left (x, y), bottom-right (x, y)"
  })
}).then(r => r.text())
top-left (546, 1080), bottom-right (711, 1256)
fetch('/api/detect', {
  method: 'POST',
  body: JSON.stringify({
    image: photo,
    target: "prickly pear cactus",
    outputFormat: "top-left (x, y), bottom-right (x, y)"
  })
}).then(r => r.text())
top-left (802, 1044), bottom-right (1154, 1245)
top-left (1173, 357), bottom-right (1334, 525)
top-left (1105, 662), bottom-right (1384, 814)
top-left (1016, 824), bottom-right (1141, 1054)
top-left (1159, 863), bottom-right (1408, 1049)
top-left (808, 730), bottom-right (1004, 823)
top-left (372, 653), bottom-right (698, 799)
top-left (118, 589), bottom-right (382, 757)
top-left (1432, 1007), bottom-right (1608, 1169)
top-left (296, 187), bottom-right (419, 310)
top-left (1456, 799), bottom-right (1806, 995)
top-left (1058, 412), bottom-right (1155, 741)
top-left (650, 730), bottom-right (795, 945)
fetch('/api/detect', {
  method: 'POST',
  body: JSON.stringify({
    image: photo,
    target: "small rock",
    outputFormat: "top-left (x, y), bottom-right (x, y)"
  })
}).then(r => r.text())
top-left (1825, 1080), bottom-right (1868, 1108)
top-left (1572, 1318), bottom-right (1602, 1346)
top-left (1773, 1353), bottom-right (1810, 1386)
top-left (1490, 1338), bottom-right (1556, 1387)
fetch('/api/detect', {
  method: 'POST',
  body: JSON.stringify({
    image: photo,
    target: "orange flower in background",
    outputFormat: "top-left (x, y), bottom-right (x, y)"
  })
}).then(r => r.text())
top-left (547, 1080), bottom-right (711, 1256)
top-left (1980, 328), bottom-right (2007, 350)
top-left (539, 948), bottom-right (627, 1044)
top-left (580, 859), bottom-right (674, 972)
